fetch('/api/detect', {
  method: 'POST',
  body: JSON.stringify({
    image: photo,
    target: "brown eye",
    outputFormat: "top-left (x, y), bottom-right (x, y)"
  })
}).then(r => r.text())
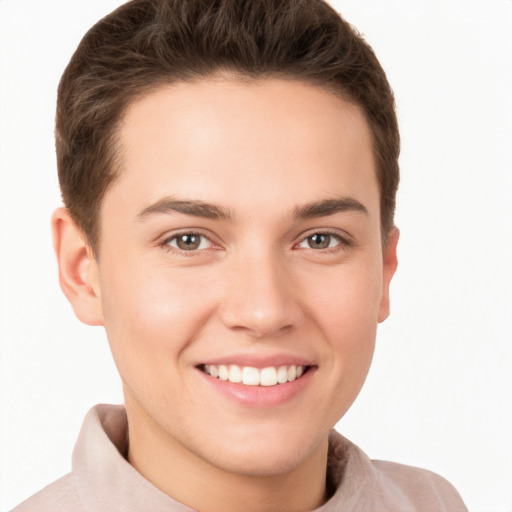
top-left (168, 233), bottom-right (212, 251)
top-left (177, 234), bottom-right (200, 250)
top-left (307, 233), bottom-right (334, 249)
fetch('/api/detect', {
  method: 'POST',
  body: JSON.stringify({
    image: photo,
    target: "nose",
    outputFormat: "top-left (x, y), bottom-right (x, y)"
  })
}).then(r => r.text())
top-left (218, 252), bottom-right (303, 338)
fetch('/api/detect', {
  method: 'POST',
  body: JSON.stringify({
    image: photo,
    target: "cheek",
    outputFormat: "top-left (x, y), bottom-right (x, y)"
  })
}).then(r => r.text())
top-left (99, 263), bottom-right (218, 373)
top-left (301, 260), bottom-right (382, 403)
top-left (304, 258), bottom-right (383, 334)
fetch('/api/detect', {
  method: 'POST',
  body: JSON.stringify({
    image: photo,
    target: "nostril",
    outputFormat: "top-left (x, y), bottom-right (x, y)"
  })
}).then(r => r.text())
top-left (217, 263), bottom-right (303, 337)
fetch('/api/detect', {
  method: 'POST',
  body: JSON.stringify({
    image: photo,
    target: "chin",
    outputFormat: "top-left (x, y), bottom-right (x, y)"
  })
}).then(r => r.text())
top-left (196, 423), bottom-right (328, 478)
top-left (207, 446), bottom-right (314, 478)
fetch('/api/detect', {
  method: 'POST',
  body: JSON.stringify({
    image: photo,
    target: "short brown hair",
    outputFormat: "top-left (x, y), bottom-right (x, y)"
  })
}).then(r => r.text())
top-left (56, 0), bottom-right (399, 253)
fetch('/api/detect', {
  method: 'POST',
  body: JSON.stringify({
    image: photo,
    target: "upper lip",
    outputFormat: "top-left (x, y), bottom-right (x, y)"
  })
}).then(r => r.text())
top-left (196, 353), bottom-right (316, 369)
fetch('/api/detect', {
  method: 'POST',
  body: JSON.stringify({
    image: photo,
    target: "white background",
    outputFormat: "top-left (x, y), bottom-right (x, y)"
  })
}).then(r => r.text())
top-left (0, 1), bottom-right (511, 511)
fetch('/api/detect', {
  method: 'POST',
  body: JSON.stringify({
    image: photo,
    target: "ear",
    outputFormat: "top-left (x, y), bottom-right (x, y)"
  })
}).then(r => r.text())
top-left (378, 227), bottom-right (399, 323)
top-left (52, 207), bottom-right (104, 326)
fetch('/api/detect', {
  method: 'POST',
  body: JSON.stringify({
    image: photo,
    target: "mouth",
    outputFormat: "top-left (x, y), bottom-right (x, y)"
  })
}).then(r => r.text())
top-left (197, 364), bottom-right (312, 387)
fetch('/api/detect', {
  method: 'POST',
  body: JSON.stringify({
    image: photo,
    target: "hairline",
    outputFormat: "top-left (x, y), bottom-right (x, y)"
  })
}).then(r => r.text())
top-left (90, 72), bottom-right (390, 257)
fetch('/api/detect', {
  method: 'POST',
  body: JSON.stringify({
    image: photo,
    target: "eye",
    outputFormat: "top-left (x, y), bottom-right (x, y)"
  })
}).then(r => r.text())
top-left (166, 233), bottom-right (213, 251)
top-left (298, 233), bottom-right (343, 250)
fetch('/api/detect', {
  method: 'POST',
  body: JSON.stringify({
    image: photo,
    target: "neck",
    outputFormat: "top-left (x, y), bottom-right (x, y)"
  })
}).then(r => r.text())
top-left (126, 400), bottom-right (329, 512)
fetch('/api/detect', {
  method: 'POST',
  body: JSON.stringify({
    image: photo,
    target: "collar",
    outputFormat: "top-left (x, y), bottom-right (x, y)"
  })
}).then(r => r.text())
top-left (72, 404), bottom-right (462, 512)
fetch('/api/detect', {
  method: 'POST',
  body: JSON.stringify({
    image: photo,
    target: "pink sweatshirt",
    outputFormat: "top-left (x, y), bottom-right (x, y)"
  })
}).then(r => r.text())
top-left (13, 404), bottom-right (467, 511)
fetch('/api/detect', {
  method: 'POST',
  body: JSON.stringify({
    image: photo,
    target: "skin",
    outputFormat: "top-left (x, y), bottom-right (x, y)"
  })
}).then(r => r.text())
top-left (53, 78), bottom-right (399, 512)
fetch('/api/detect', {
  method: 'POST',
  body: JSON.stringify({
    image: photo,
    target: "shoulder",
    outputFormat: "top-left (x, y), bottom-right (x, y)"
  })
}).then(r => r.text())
top-left (370, 459), bottom-right (468, 511)
top-left (11, 473), bottom-right (83, 512)
top-left (325, 430), bottom-right (468, 512)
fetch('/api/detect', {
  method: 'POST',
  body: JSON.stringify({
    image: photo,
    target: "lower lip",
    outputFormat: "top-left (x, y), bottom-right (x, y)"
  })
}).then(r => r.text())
top-left (196, 367), bottom-right (316, 408)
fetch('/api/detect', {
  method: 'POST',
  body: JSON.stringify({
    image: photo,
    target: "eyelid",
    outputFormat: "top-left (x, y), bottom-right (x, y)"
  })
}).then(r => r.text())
top-left (160, 229), bottom-right (221, 253)
top-left (158, 227), bottom-right (352, 253)
top-left (294, 228), bottom-right (353, 250)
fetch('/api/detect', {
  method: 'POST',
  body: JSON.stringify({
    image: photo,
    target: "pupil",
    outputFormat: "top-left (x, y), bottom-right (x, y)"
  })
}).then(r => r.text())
top-left (178, 234), bottom-right (199, 250)
top-left (309, 234), bottom-right (329, 249)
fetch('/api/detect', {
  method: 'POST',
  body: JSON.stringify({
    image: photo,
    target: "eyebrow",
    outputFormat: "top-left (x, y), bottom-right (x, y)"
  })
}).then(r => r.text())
top-left (137, 198), bottom-right (233, 220)
top-left (293, 197), bottom-right (368, 219)
top-left (137, 196), bottom-right (367, 222)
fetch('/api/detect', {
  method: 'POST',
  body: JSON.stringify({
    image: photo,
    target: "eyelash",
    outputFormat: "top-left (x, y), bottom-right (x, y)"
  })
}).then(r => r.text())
top-left (296, 230), bottom-right (352, 253)
top-left (161, 231), bottom-right (216, 254)
top-left (160, 229), bottom-right (351, 255)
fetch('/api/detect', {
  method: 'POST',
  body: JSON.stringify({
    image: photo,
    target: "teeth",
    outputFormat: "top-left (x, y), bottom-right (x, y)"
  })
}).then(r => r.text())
top-left (202, 364), bottom-right (307, 386)
top-left (242, 367), bottom-right (260, 386)
top-left (260, 367), bottom-right (277, 386)
top-left (277, 365), bottom-right (288, 384)
top-left (218, 365), bottom-right (229, 381)
top-left (228, 365), bottom-right (242, 383)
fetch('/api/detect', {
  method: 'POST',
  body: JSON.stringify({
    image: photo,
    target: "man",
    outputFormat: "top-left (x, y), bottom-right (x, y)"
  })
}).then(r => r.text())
top-left (13, 0), bottom-right (467, 510)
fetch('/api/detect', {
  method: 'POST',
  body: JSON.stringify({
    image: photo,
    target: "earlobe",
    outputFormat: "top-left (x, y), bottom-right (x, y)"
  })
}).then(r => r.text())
top-left (378, 227), bottom-right (399, 323)
top-left (52, 208), bottom-right (104, 326)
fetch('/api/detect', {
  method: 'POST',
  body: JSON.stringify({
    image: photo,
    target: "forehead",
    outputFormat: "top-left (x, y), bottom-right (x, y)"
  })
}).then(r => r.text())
top-left (108, 78), bottom-right (378, 222)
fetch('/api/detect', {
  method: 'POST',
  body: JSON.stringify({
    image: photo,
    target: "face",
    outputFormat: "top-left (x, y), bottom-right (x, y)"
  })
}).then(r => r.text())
top-left (88, 78), bottom-right (397, 477)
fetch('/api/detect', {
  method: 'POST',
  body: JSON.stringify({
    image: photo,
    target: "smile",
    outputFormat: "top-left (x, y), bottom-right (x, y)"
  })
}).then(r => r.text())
top-left (200, 364), bottom-right (309, 387)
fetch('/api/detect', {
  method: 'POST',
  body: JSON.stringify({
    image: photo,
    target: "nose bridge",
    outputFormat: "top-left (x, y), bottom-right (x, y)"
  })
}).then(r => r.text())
top-left (219, 245), bottom-right (301, 337)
